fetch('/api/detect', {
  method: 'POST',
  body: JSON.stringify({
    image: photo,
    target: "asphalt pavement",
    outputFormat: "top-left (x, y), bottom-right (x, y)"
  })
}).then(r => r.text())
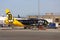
top-left (0, 30), bottom-right (60, 40)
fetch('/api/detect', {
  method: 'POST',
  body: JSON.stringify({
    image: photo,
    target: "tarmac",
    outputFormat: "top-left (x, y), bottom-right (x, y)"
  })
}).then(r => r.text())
top-left (0, 29), bottom-right (60, 40)
top-left (0, 27), bottom-right (60, 32)
top-left (0, 27), bottom-right (60, 40)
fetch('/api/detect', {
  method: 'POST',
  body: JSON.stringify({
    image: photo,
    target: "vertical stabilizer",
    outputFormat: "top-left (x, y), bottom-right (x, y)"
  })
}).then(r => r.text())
top-left (5, 9), bottom-right (24, 27)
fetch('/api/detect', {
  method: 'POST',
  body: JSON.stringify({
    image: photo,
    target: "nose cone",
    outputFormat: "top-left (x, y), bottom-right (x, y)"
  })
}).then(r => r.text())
top-left (5, 9), bottom-right (10, 14)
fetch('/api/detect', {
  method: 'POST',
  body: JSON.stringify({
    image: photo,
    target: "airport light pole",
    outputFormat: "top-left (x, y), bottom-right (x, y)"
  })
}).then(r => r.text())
top-left (38, 0), bottom-right (40, 19)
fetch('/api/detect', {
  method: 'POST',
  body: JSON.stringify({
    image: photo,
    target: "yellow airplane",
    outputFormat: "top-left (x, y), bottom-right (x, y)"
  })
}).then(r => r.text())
top-left (4, 9), bottom-right (24, 27)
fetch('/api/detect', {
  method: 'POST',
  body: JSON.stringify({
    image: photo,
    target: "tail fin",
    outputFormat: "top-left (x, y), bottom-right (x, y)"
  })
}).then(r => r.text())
top-left (5, 9), bottom-right (13, 21)
top-left (5, 9), bottom-right (24, 27)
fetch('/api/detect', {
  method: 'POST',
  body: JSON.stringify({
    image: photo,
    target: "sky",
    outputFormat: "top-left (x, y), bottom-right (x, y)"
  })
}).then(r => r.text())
top-left (40, 0), bottom-right (60, 15)
top-left (0, 0), bottom-right (60, 17)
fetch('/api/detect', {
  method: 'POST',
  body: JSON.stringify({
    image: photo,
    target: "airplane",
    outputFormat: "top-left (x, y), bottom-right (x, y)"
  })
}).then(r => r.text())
top-left (0, 9), bottom-right (48, 29)
top-left (0, 9), bottom-right (24, 27)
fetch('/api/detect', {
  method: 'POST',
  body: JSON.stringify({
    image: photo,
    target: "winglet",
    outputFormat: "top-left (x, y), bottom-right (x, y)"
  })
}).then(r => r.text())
top-left (5, 9), bottom-right (11, 14)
